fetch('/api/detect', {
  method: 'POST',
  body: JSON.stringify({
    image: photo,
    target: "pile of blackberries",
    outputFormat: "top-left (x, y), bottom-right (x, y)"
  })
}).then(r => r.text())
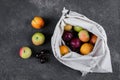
top-left (33, 49), bottom-right (50, 63)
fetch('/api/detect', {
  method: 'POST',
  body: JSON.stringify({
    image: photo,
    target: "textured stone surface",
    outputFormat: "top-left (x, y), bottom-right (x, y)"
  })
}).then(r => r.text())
top-left (0, 0), bottom-right (120, 80)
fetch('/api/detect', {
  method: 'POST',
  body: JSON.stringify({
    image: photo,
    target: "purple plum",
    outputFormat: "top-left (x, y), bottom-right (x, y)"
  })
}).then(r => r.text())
top-left (62, 31), bottom-right (73, 42)
top-left (70, 38), bottom-right (81, 49)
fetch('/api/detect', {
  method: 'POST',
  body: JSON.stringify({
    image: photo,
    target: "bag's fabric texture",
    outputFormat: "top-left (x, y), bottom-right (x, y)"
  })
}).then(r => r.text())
top-left (51, 8), bottom-right (112, 75)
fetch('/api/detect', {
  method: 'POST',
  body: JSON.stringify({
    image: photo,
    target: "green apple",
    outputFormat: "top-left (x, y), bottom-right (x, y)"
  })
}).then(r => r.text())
top-left (32, 32), bottom-right (45, 46)
top-left (73, 26), bottom-right (83, 32)
top-left (19, 46), bottom-right (32, 59)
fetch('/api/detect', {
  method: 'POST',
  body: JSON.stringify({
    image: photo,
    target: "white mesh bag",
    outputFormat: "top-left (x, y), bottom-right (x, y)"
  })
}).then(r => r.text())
top-left (51, 8), bottom-right (112, 76)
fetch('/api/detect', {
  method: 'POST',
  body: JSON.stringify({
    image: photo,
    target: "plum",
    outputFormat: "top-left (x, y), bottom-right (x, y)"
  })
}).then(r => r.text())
top-left (70, 38), bottom-right (81, 49)
top-left (62, 31), bottom-right (73, 42)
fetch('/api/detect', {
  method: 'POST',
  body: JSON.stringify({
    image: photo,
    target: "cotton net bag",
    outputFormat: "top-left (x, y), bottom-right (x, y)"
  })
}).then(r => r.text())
top-left (51, 8), bottom-right (112, 76)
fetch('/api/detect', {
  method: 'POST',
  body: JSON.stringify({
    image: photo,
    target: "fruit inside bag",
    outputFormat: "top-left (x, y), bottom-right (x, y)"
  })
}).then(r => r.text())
top-left (51, 8), bottom-right (112, 76)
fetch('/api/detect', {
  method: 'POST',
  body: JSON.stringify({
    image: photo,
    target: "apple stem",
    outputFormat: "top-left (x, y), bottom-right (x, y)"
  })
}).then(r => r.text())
top-left (36, 37), bottom-right (38, 40)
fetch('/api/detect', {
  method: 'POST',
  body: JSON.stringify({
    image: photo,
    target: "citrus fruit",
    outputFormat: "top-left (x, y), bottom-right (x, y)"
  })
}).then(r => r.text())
top-left (64, 24), bottom-right (72, 31)
top-left (31, 16), bottom-right (44, 29)
top-left (60, 45), bottom-right (69, 56)
top-left (80, 43), bottom-right (93, 55)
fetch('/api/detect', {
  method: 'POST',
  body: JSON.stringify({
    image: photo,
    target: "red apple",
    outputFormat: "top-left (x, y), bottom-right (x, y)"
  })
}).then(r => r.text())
top-left (90, 35), bottom-right (97, 44)
top-left (78, 30), bottom-right (90, 42)
top-left (19, 46), bottom-right (32, 59)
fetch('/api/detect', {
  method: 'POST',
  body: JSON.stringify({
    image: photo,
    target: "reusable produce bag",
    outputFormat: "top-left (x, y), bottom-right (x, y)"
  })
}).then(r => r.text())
top-left (51, 8), bottom-right (112, 76)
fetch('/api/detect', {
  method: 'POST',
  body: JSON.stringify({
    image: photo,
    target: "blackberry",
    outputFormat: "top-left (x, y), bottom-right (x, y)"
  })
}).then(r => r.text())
top-left (40, 59), bottom-right (46, 63)
top-left (36, 49), bottom-right (50, 63)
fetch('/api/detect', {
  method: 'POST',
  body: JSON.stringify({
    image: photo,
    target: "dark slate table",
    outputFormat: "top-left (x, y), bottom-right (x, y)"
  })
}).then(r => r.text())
top-left (0, 0), bottom-right (120, 80)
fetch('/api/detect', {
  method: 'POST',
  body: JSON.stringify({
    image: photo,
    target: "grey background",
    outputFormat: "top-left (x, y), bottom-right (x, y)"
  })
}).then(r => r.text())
top-left (0, 0), bottom-right (120, 80)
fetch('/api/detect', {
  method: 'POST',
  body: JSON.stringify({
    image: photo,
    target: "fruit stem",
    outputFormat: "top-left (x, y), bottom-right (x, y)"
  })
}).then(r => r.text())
top-left (36, 37), bottom-right (38, 40)
top-left (24, 50), bottom-right (25, 53)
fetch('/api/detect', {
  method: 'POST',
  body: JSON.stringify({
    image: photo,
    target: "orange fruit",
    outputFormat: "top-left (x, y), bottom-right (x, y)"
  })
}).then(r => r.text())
top-left (64, 24), bottom-right (72, 31)
top-left (31, 16), bottom-right (45, 29)
top-left (90, 35), bottom-right (97, 44)
top-left (60, 45), bottom-right (69, 56)
top-left (80, 43), bottom-right (93, 55)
